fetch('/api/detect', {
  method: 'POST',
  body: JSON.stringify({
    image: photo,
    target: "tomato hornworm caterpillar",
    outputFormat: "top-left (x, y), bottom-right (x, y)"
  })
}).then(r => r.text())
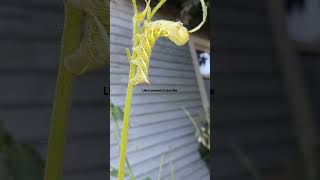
top-left (127, 0), bottom-right (208, 86)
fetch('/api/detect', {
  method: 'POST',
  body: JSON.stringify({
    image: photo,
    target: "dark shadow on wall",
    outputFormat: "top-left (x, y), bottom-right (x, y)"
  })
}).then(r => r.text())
top-left (0, 1), bottom-right (108, 179)
top-left (212, 0), bottom-right (319, 180)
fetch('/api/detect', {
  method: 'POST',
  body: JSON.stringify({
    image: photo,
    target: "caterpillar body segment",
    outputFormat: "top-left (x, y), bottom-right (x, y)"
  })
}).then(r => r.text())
top-left (129, 20), bottom-right (189, 86)
top-left (64, 0), bottom-right (109, 75)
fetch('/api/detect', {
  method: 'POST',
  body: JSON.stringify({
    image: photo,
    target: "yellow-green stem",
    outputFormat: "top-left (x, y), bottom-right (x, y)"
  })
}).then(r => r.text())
top-left (118, 1), bottom-right (138, 178)
top-left (117, 65), bottom-right (135, 180)
top-left (44, 3), bottom-right (82, 180)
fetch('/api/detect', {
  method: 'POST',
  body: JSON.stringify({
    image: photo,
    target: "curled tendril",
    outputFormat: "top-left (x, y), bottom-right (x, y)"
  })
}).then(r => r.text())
top-left (189, 0), bottom-right (208, 33)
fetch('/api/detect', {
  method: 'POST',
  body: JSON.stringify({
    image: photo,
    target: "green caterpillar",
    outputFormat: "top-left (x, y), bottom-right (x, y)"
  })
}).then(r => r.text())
top-left (128, 0), bottom-right (207, 86)
top-left (129, 20), bottom-right (189, 85)
top-left (64, 0), bottom-right (109, 75)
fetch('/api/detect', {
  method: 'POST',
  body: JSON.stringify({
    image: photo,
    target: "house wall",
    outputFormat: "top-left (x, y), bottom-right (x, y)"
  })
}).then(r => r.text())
top-left (0, 1), bottom-right (107, 179)
top-left (214, 0), bottom-right (300, 179)
top-left (300, 52), bottom-right (320, 129)
top-left (109, 0), bottom-right (210, 179)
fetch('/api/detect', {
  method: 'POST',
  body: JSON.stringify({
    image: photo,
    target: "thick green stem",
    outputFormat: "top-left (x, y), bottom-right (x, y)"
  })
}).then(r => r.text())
top-left (44, 4), bottom-right (82, 180)
top-left (112, 108), bottom-right (135, 180)
top-left (117, 1), bottom-right (139, 179)
top-left (117, 65), bottom-right (135, 180)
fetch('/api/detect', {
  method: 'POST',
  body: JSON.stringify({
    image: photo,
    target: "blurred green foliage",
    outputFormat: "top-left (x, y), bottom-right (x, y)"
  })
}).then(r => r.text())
top-left (0, 122), bottom-right (43, 180)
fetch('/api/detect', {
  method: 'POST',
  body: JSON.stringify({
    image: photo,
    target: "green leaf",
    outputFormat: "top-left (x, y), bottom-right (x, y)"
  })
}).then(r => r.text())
top-left (110, 167), bottom-right (130, 177)
top-left (110, 167), bottom-right (119, 177)
top-left (157, 155), bottom-right (165, 180)
top-left (0, 121), bottom-right (13, 151)
top-left (7, 144), bottom-right (43, 180)
top-left (169, 161), bottom-right (175, 180)
top-left (110, 103), bottom-right (124, 121)
top-left (143, 177), bottom-right (152, 180)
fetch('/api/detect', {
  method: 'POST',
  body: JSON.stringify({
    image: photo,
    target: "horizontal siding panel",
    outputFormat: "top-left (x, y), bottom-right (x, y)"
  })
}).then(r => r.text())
top-left (213, 147), bottom-right (296, 178)
top-left (110, 84), bottom-right (199, 96)
top-left (201, 174), bottom-right (210, 180)
top-left (173, 158), bottom-right (208, 180)
top-left (133, 142), bottom-right (199, 180)
top-left (111, 93), bottom-right (201, 106)
top-left (0, 73), bottom-right (105, 105)
top-left (143, 155), bottom-right (205, 180)
top-left (0, 11), bottom-right (62, 40)
top-left (127, 110), bottom-right (200, 129)
top-left (214, 32), bottom-right (273, 50)
top-left (111, 74), bottom-right (196, 86)
top-left (216, 101), bottom-right (290, 121)
top-left (1, 106), bottom-right (105, 143)
top-left (129, 101), bottom-right (202, 116)
top-left (215, 8), bottom-right (267, 27)
top-left (0, 41), bottom-right (60, 70)
top-left (110, 113), bottom-right (199, 145)
top-left (124, 135), bottom-right (196, 166)
top-left (215, 76), bottom-right (285, 97)
top-left (110, 125), bottom-right (195, 159)
top-left (110, 84), bottom-right (198, 96)
top-left (215, 55), bottom-right (277, 73)
top-left (112, 152), bottom-right (200, 180)
top-left (215, 123), bottom-right (295, 148)
top-left (63, 171), bottom-right (106, 180)
top-left (1, 0), bottom-right (63, 10)
top-left (34, 137), bottom-right (107, 172)
top-left (184, 165), bottom-right (210, 180)
top-left (110, 116), bottom-right (195, 145)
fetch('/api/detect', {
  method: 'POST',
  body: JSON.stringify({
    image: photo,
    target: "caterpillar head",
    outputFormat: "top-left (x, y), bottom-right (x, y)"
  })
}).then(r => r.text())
top-left (168, 21), bottom-right (189, 46)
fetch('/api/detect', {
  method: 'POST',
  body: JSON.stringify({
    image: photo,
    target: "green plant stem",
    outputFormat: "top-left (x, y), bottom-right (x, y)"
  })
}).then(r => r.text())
top-left (111, 116), bottom-right (135, 180)
top-left (118, 1), bottom-right (138, 179)
top-left (44, 4), bottom-right (82, 180)
top-left (117, 65), bottom-right (135, 180)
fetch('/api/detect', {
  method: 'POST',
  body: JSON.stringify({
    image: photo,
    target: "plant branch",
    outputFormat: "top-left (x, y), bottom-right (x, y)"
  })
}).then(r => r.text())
top-left (111, 114), bottom-right (135, 180)
top-left (117, 1), bottom-right (140, 179)
top-left (44, 3), bottom-right (82, 180)
top-left (117, 64), bottom-right (135, 180)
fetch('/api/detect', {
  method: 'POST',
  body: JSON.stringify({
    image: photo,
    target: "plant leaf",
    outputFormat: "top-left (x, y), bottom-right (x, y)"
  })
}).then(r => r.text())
top-left (7, 144), bottom-right (43, 180)
top-left (143, 177), bottom-right (152, 180)
top-left (110, 166), bottom-right (130, 177)
top-left (157, 155), bottom-right (165, 180)
top-left (110, 103), bottom-right (124, 121)
top-left (110, 167), bottom-right (119, 177)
